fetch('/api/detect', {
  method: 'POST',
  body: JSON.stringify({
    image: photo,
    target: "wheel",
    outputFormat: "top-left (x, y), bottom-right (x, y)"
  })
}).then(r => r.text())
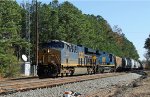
top-left (37, 65), bottom-right (45, 78)
top-left (61, 73), bottom-right (63, 77)
top-left (66, 73), bottom-right (68, 76)
top-left (98, 67), bottom-right (104, 73)
top-left (70, 70), bottom-right (74, 76)
top-left (100, 69), bottom-right (104, 73)
top-left (100, 67), bottom-right (104, 73)
top-left (47, 64), bottom-right (58, 77)
top-left (87, 67), bottom-right (91, 75)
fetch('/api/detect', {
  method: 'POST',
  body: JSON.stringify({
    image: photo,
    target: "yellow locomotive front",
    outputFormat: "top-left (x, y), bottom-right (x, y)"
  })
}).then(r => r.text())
top-left (38, 48), bottom-right (61, 66)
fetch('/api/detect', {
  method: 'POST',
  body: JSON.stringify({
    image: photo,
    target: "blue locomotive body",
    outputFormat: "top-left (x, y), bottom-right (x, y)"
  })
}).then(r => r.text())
top-left (98, 52), bottom-right (116, 72)
top-left (98, 52), bottom-right (115, 66)
top-left (38, 40), bottom-right (98, 78)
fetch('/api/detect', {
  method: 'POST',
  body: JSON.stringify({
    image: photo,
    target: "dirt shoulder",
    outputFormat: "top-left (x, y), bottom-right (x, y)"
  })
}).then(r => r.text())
top-left (123, 77), bottom-right (150, 97)
top-left (114, 71), bottom-right (150, 97)
top-left (84, 71), bottom-right (150, 97)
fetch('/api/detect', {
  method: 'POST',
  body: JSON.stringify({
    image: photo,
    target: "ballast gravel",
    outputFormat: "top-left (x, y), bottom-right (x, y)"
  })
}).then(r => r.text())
top-left (0, 73), bottom-right (142, 97)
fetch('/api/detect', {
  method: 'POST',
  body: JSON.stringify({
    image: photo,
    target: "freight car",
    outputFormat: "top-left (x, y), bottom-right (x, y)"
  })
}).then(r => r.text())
top-left (37, 40), bottom-right (142, 78)
top-left (122, 58), bottom-right (143, 71)
top-left (98, 55), bottom-right (143, 72)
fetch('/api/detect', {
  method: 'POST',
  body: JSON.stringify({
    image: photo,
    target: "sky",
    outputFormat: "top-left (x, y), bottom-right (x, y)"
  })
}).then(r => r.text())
top-left (17, 0), bottom-right (150, 60)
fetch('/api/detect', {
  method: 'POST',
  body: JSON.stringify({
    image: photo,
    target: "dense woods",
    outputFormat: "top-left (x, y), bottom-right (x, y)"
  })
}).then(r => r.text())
top-left (144, 34), bottom-right (150, 69)
top-left (0, 0), bottom-right (139, 77)
top-left (0, 0), bottom-right (29, 77)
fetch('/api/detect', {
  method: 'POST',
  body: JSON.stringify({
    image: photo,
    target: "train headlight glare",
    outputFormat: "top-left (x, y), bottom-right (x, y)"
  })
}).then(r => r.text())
top-left (39, 60), bottom-right (42, 63)
top-left (48, 49), bottom-right (50, 53)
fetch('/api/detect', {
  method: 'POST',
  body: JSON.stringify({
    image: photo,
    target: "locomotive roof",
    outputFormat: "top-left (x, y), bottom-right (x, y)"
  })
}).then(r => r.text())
top-left (51, 40), bottom-right (79, 47)
top-left (51, 40), bottom-right (70, 45)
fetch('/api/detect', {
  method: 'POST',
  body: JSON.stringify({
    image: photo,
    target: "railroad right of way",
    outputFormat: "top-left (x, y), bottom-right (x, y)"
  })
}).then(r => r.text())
top-left (0, 72), bottom-right (146, 97)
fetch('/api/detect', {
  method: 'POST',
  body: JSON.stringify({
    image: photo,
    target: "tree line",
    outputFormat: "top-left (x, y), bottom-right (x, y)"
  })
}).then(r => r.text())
top-left (0, 0), bottom-right (139, 77)
top-left (144, 34), bottom-right (150, 69)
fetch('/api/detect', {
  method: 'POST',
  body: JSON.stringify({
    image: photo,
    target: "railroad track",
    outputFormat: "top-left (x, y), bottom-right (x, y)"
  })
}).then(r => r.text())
top-left (0, 73), bottom-right (125, 95)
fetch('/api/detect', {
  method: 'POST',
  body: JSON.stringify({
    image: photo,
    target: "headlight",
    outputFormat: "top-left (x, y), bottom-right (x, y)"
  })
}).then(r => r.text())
top-left (39, 60), bottom-right (42, 63)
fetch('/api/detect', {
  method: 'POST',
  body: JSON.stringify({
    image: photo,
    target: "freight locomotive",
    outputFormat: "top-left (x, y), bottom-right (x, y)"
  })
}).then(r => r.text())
top-left (37, 40), bottom-right (142, 78)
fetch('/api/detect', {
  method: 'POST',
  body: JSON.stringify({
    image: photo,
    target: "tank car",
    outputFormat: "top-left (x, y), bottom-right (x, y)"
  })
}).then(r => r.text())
top-left (130, 59), bottom-right (139, 70)
top-left (121, 58), bottom-right (142, 71)
top-left (131, 59), bottom-right (136, 69)
top-left (135, 61), bottom-right (143, 70)
top-left (138, 61), bottom-right (143, 70)
top-left (122, 58), bottom-right (132, 71)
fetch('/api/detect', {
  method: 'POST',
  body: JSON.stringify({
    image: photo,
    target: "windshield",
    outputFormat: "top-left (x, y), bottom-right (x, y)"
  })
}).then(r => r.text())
top-left (40, 41), bottom-right (64, 50)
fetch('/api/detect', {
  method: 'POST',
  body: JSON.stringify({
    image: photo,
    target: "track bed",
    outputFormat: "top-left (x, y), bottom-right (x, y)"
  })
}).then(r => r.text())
top-left (0, 73), bottom-right (124, 95)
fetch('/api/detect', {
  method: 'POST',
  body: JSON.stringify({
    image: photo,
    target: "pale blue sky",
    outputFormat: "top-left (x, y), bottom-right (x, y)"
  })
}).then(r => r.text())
top-left (17, 0), bottom-right (150, 60)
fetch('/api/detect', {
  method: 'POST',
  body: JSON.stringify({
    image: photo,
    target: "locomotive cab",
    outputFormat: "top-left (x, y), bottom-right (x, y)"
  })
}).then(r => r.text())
top-left (37, 41), bottom-right (63, 78)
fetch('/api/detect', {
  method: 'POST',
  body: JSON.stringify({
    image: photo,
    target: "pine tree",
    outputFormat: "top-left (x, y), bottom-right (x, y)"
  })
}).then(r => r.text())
top-left (0, 0), bottom-right (29, 77)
